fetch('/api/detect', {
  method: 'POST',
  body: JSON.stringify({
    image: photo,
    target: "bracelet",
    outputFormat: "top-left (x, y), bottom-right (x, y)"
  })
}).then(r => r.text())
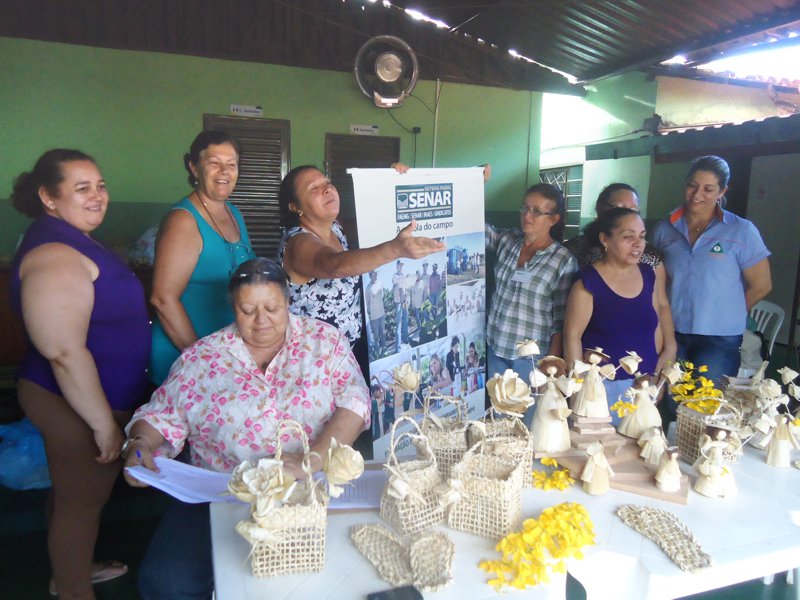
top-left (121, 435), bottom-right (150, 460)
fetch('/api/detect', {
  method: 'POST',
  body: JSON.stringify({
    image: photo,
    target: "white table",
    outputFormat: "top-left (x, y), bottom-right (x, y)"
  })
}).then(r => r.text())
top-left (211, 447), bottom-right (799, 600)
top-left (553, 447), bottom-right (800, 600)
top-left (211, 506), bottom-right (566, 600)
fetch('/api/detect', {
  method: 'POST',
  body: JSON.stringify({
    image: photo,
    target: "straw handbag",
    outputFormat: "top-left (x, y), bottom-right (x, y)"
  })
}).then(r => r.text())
top-left (247, 421), bottom-right (328, 577)
top-left (380, 416), bottom-right (445, 535)
top-left (468, 408), bottom-right (534, 487)
top-left (676, 403), bottom-right (742, 464)
top-left (419, 390), bottom-right (470, 480)
top-left (446, 440), bottom-right (524, 539)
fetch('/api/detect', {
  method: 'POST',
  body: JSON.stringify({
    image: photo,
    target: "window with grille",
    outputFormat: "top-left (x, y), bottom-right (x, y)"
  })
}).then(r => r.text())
top-left (203, 114), bottom-right (290, 258)
top-left (324, 133), bottom-right (400, 247)
top-left (540, 165), bottom-right (583, 240)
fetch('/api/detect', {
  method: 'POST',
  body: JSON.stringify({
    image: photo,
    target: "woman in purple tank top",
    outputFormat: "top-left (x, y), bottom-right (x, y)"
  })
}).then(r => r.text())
top-left (9, 150), bottom-right (150, 598)
top-left (564, 208), bottom-right (677, 417)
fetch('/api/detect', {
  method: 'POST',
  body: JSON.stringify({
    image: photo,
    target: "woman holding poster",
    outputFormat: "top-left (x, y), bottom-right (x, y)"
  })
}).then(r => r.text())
top-left (277, 166), bottom-right (444, 351)
top-left (486, 183), bottom-right (578, 389)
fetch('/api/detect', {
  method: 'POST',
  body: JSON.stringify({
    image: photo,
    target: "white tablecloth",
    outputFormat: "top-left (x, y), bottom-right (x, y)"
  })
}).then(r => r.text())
top-left (211, 446), bottom-right (800, 600)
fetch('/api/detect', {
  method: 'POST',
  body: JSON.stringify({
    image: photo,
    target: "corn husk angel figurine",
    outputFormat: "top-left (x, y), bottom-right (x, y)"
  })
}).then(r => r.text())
top-left (747, 378), bottom-right (790, 450)
top-left (638, 425), bottom-right (668, 467)
top-left (693, 429), bottom-right (737, 499)
top-left (570, 347), bottom-right (619, 418)
top-left (655, 448), bottom-right (682, 492)
top-left (581, 441), bottom-right (614, 495)
top-left (618, 375), bottom-right (662, 439)
top-left (765, 414), bottom-right (799, 468)
top-left (531, 356), bottom-right (573, 453)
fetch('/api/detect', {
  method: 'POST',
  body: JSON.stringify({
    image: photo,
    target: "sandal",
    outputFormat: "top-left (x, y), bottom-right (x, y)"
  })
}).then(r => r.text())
top-left (48, 560), bottom-right (129, 596)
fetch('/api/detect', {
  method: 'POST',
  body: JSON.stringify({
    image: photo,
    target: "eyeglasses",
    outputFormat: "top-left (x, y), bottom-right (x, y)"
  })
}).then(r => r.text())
top-left (519, 206), bottom-right (557, 217)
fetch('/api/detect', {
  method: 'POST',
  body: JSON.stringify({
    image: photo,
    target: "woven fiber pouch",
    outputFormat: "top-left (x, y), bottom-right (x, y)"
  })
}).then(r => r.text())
top-left (381, 416), bottom-right (445, 535)
top-left (617, 504), bottom-right (712, 572)
top-left (447, 440), bottom-right (523, 539)
top-left (248, 421), bottom-right (328, 577)
top-left (469, 409), bottom-right (534, 487)
top-left (351, 524), bottom-right (456, 592)
top-left (419, 390), bottom-right (470, 480)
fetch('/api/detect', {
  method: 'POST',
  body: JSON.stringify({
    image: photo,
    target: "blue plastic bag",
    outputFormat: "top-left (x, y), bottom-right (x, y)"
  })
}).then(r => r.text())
top-left (0, 418), bottom-right (51, 490)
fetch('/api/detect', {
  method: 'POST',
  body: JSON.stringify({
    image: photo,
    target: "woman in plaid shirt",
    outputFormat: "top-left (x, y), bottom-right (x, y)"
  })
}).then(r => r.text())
top-left (486, 183), bottom-right (578, 423)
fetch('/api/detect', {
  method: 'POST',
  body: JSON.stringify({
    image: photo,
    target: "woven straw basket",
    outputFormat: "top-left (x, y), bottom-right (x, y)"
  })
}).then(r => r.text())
top-left (249, 421), bottom-right (327, 577)
top-left (419, 390), bottom-right (470, 480)
top-left (675, 403), bottom-right (742, 464)
top-left (447, 440), bottom-right (524, 539)
top-left (380, 416), bottom-right (445, 535)
top-left (469, 409), bottom-right (534, 487)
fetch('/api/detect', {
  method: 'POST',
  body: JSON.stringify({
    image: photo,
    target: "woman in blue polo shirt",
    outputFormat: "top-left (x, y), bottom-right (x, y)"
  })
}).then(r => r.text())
top-left (653, 155), bottom-right (772, 387)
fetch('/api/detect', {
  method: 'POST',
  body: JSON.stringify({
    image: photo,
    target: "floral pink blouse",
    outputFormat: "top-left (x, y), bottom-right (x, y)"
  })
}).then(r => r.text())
top-left (130, 314), bottom-right (370, 472)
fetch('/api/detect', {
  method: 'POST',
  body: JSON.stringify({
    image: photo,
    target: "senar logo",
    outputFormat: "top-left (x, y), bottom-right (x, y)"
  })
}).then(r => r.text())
top-left (395, 183), bottom-right (453, 222)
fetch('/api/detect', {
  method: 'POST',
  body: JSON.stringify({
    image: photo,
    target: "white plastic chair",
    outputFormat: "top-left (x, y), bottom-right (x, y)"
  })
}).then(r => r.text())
top-left (749, 300), bottom-right (785, 357)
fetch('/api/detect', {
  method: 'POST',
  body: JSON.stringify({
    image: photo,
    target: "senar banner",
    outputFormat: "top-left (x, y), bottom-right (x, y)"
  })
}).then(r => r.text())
top-left (349, 167), bottom-right (487, 460)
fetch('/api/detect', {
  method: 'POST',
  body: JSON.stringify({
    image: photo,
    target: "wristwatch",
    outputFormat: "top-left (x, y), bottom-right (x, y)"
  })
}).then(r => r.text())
top-left (121, 435), bottom-right (148, 460)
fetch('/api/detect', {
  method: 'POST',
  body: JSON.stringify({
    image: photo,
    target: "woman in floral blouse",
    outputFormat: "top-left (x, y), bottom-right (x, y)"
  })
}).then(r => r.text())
top-left (276, 165), bottom-right (444, 350)
top-left (122, 257), bottom-right (370, 600)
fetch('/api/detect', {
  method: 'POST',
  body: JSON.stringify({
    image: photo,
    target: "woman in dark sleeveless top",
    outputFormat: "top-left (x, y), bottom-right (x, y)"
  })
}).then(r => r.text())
top-left (564, 208), bottom-right (676, 417)
top-left (10, 150), bottom-right (150, 598)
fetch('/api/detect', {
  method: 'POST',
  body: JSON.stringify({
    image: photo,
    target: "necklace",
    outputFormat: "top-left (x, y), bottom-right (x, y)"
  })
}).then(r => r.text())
top-left (196, 192), bottom-right (241, 243)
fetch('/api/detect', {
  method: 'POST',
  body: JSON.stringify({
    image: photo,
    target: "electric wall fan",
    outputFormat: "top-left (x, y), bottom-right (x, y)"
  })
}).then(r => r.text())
top-left (354, 35), bottom-right (419, 108)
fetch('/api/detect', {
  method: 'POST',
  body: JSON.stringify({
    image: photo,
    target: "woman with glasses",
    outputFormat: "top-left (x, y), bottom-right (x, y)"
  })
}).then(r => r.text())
top-left (149, 131), bottom-right (255, 385)
top-left (123, 258), bottom-right (369, 600)
top-left (653, 155), bottom-right (771, 388)
top-left (485, 183), bottom-right (578, 411)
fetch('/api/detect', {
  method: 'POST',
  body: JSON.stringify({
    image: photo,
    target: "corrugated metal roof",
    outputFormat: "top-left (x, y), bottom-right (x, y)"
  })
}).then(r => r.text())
top-left (3, 0), bottom-right (800, 89)
top-left (390, 0), bottom-right (800, 82)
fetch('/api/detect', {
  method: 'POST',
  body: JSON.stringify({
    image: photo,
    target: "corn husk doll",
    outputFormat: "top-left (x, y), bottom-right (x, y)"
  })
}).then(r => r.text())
top-left (571, 347), bottom-right (616, 419)
top-left (531, 356), bottom-right (573, 453)
top-left (618, 375), bottom-right (662, 439)
top-left (694, 429), bottom-right (737, 499)
top-left (766, 414), bottom-right (799, 468)
top-left (655, 448), bottom-right (681, 492)
top-left (581, 441), bottom-right (614, 495)
top-left (638, 425), bottom-right (668, 466)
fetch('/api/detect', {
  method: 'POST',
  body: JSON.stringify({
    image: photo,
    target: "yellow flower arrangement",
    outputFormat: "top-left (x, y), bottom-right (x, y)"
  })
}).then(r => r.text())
top-left (531, 457), bottom-right (575, 491)
top-left (670, 361), bottom-right (723, 415)
top-left (479, 502), bottom-right (595, 590)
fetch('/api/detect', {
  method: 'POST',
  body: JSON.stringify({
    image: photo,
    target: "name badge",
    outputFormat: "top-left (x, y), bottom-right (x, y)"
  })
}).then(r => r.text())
top-left (511, 270), bottom-right (533, 284)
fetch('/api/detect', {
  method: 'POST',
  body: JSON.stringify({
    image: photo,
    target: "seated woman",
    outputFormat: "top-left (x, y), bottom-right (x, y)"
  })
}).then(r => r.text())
top-left (123, 258), bottom-right (370, 600)
top-left (564, 208), bottom-right (677, 422)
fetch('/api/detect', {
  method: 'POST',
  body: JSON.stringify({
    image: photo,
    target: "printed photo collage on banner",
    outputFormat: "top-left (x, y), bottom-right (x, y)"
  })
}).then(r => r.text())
top-left (350, 167), bottom-right (487, 460)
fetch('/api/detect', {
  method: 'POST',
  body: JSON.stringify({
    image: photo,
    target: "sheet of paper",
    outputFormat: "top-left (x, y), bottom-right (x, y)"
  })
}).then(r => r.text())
top-left (326, 468), bottom-right (386, 512)
top-left (126, 456), bottom-right (388, 509)
top-left (125, 457), bottom-right (242, 504)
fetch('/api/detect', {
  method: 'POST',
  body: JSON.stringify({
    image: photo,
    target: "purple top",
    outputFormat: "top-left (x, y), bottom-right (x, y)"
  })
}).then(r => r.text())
top-left (11, 216), bottom-right (150, 410)
top-left (580, 263), bottom-right (658, 379)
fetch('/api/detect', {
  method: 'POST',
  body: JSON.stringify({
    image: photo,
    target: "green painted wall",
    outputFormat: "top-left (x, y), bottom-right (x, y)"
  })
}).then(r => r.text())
top-left (0, 37), bottom-right (541, 259)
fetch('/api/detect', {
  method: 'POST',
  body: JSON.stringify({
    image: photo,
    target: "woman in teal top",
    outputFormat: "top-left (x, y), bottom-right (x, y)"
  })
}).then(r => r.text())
top-left (149, 131), bottom-right (255, 385)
